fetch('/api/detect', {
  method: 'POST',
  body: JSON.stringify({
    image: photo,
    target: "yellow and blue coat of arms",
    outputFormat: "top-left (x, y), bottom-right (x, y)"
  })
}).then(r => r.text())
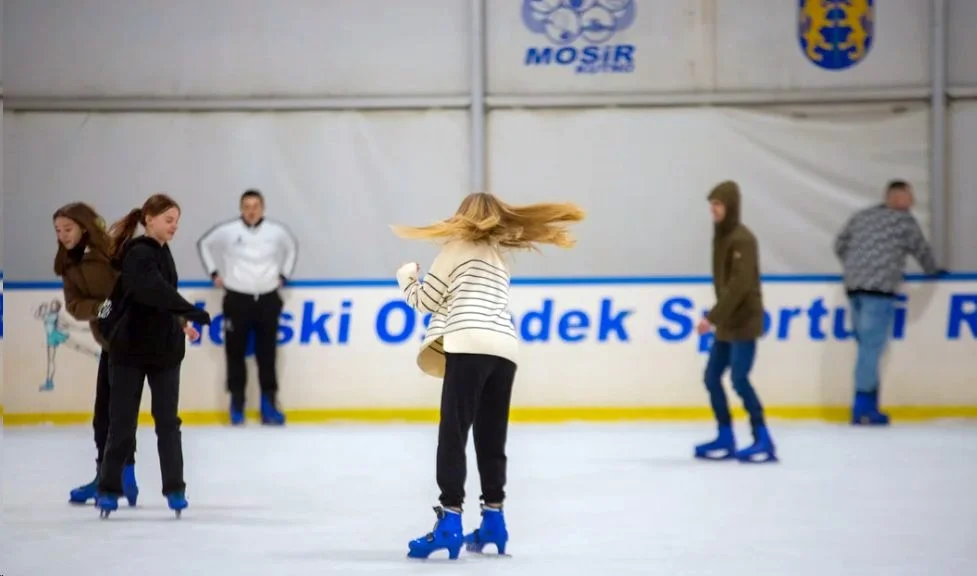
top-left (798, 0), bottom-right (874, 71)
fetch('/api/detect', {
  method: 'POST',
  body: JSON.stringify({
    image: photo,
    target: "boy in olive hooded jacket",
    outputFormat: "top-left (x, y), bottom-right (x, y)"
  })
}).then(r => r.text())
top-left (694, 181), bottom-right (777, 463)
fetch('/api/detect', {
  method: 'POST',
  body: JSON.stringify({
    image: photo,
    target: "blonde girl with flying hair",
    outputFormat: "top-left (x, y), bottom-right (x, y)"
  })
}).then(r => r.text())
top-left (394, 192), bottom-right (584, 560)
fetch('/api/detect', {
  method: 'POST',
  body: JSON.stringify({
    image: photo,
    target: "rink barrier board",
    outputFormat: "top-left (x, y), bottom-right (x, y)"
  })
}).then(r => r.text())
top-left (7, 272), bottom-right (977, 289)
top-left (3, 272), bottom-right (977, 426)
top-left (3, 405), bottom-right (977, 427)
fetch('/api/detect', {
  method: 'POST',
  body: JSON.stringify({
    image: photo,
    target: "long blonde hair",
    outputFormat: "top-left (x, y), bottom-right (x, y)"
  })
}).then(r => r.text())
top-left (391, 193), bottom-right (585, 250)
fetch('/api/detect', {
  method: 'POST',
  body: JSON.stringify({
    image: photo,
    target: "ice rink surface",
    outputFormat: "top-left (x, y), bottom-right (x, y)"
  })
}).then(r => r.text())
top-left (2, 420), bottom-right (976, 575)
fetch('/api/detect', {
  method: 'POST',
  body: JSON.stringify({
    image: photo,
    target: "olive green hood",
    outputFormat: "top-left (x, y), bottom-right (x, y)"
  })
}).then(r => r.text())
top-left (708, 180), bottom-right (741, 236)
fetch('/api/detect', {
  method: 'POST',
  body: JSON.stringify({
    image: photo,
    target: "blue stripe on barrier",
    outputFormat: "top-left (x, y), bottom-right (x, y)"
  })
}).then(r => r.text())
top-left (2, 272), bottom-right (977, 290)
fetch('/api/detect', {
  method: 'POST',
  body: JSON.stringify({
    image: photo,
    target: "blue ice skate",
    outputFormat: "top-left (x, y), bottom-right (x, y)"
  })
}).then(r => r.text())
top-left (123, 464), bottom-right (139, 506)
top-left (229, 400), bottom-right (245, 426)
top-left (260, 394), bottom-right (285, 426)
top-left (96, 493), bottom-right (119, 519)
top-left (68, 476), bottom-right (99, 505)
top-left (464, 504), bottom-right (508, 555)
top-left (694, 425), bottom-right (737, 460)
top-left (851, 391), bottom-right (890, 426)
top-left (734, 426), bottom-right (778, 464)
top-left (166, 491), bottom-right (188, 518)
top-left (407, 506), bottom-right (464, 560)
top-left (40, 378), bottom-right (54, 392)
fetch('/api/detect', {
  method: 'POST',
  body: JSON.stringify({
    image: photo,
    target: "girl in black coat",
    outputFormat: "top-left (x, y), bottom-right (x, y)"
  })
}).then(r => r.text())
top-left (95, 193), bottom-right (211, 519)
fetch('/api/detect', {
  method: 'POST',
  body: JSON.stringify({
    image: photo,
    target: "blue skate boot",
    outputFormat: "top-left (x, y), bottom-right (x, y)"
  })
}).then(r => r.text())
top-left (407, 506), bottom-right (464, 560)
top-left (694, 425), bottom-right (736, 460)
top-left (464, 504), bottom-right (509, 556)
top-left (734, 425), bottom-right (778, 463)
top-left (229, 399), bottom-right (245, 426)
top-left (851, 391), bottom-right (890, 426)
top-left (122, 464), bottom-right (139, 507)
top-left (68, 473), bottom-right (99, 505)
top-left (260, 393), bottom-right (285, 426)
top-left (96, 493), bottom-right (119, 519)
top-left (166, 491), bottom-right (188, 518)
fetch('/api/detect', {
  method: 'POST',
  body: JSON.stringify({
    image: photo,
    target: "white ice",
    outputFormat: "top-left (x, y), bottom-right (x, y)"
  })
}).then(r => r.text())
top-left (2, 421), bottom-right (976, 575)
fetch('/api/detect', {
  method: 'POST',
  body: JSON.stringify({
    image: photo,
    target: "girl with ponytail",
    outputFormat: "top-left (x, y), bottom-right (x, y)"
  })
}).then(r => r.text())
top-left (95, 193), bottom-right (212, 519)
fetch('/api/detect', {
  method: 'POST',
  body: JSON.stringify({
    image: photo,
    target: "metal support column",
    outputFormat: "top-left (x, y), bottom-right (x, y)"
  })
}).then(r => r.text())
top-left (930, 0), bottom-right (948, 266)
top-left (470, 0), bottom-right (487, 194)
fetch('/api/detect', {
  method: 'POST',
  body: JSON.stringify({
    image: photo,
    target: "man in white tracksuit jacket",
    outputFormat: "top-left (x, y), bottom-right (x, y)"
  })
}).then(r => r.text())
top-left (197, 189), bottom-right (298, 426)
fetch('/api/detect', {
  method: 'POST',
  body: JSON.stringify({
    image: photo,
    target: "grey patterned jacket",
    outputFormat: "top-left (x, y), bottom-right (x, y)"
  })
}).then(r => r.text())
top-left (834, 204), bottom-right (939, 295)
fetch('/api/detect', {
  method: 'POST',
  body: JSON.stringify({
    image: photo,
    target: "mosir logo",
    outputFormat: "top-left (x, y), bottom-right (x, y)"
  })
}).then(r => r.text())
top-left (522, 0), bottom-right (637, 75)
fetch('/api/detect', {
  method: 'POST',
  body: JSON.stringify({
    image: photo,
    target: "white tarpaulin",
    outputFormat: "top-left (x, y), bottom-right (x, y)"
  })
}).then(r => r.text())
top-left (949, 100), bottom-right (977, 271)
top-left (3, 104), bottom-right (934, 280)
top-left (488, 104), bottom-right (931, 276)
top-left (2, 110), bottom-right (471, 280)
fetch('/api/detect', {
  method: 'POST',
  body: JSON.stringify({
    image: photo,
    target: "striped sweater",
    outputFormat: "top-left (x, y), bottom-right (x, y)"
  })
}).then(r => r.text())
top-left (395, 240), bottom-right (519, 378)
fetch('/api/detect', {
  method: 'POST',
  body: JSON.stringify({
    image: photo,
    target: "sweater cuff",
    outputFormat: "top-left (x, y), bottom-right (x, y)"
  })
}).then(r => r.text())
top-left (395, 263), bottom-right (418, 290)
top-left (705, 309), bottom-right (720, 326)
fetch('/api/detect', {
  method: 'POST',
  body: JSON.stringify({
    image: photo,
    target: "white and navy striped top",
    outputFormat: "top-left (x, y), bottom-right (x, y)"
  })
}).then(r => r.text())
top-left (395, 239), bottom-right (519, 378)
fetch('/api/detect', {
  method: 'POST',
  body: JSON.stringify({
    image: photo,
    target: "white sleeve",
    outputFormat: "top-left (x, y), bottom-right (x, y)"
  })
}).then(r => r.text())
top-left (396, 248), bottom-right (454, 314)
top-left (278, 224), bottom-right (299, 279)
top-left (196, 221), bottom-right (232, 277)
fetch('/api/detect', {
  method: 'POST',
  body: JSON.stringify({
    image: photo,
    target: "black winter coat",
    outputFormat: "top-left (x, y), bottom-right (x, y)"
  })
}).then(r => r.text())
top-left (109, 236), bottom-right (211, 368)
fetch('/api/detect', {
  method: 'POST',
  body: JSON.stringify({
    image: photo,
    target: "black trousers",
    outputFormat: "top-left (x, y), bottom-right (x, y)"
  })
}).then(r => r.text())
top-left (436, 352), bottom-right (517, 509)
top-left (98, 361), bottom-right (185, 496)
top-left (92, 352), bottom-right (138, 467)
top-left (223, 289), bottom-right (283, 408)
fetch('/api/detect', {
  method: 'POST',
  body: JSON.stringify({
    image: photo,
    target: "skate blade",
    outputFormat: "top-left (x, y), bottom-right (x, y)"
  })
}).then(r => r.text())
top-left (737, 453), bottom-right (779, 464)
top-left (695, 452), bottom-right (735, 461)
top-left (468, 551), bottom-right (512, 559)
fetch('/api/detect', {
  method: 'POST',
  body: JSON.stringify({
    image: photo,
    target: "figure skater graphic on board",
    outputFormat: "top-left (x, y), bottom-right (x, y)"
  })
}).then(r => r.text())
top-left (35, 299), bottom-right (100, 391)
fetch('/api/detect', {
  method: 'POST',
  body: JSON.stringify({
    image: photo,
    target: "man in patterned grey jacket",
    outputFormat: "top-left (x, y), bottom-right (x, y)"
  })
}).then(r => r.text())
top-left (834, 180), bottom-right (943, 426)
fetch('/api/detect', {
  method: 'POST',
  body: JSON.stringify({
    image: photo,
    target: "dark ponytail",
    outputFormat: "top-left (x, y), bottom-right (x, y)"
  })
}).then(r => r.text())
top-left (108, 208), bottom-right (144, 263)
top-left (107, 193), bottom-right (182, 263)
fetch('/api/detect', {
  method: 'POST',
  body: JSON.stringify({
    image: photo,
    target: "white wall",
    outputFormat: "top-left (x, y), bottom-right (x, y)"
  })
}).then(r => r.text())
top-left (1, 0), bottom-right (471, 97)
top-left (3, 0), bottom-right (970, 98)
top-left (716, 0), bottom-right (929, 92)
top-left (949, 101), bottom-right (977, 270)
top-left (1, 105), bottom-right (929, 279)
top-left (0, 0), bottom-right (4, 87)
top-left (2, 110), bottom-right (469, 280)
top-left (949, 0), bottom-right (977, 88)
top-left (487, 0), bottom-right (932, 95)
top-left (486, 105), bottom-right (930, 276)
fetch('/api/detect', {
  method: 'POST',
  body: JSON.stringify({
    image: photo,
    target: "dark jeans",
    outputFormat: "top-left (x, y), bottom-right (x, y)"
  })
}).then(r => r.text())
top-left (92, 352), bottom-right (138, 466)
top-left (223, 289), bottom-right (283, 408)
top-left (436, 352), bottom-right (517, 509)
top-left (98, 360), bottom-right (186, 496)
top-left (849, 293), bottom-right (896, 394)
top-left (704, 339), bottom-right (767, 431)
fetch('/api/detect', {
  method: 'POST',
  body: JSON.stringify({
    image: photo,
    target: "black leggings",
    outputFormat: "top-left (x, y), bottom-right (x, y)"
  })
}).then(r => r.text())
top-left (436, 352), bottom-right (517, 509)
top-left (92, 352), bottom-right (137, 466)
top-left (99, 361), bottom-right (185, 496)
